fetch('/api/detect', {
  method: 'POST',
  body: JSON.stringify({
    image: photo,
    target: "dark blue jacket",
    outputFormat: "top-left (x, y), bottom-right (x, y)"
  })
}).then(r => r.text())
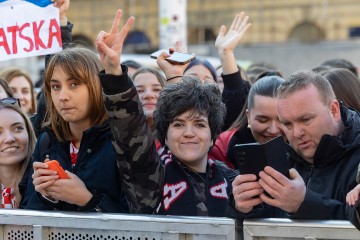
top-left (20, 122), bottom-right (128, 213)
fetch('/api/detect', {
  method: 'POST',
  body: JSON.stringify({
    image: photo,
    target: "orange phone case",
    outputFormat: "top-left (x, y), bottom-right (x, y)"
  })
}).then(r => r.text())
top-left (46, 160), bottom-right (69, 179)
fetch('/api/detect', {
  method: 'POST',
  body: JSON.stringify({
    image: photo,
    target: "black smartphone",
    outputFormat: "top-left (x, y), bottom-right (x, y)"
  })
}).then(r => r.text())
top-left (231, 136), bottom-right (290, 179)
top-left (150, 49), bottom-right (196, 65)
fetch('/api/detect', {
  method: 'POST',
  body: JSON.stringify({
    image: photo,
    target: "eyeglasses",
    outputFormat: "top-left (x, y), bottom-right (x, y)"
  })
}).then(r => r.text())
top-left (0, 97), bottom-right (21, 107)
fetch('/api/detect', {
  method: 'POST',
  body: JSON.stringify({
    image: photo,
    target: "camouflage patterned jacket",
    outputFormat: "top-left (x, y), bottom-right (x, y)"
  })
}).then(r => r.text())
top-left (99, 67), bottom-right (238, 216)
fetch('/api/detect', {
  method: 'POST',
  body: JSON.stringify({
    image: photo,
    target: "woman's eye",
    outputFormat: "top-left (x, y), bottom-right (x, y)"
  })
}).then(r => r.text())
top-left (258, 119), bottom-right (267, 123)
top-left (71, 82), bottom-right (80, 88)
top-left (14, 126), bottom-right (25, 132)
top-left (50, 85), bottom-right (60, 90)
top-left (153, 88), bottom-right (162, 93)
top-left (173, 123), bottom-right (183, 127)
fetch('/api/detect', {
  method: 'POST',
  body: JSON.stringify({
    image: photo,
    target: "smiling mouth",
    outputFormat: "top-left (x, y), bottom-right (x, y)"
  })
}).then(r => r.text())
top-left (2, 147), bottom-right (19, 153)
top-left (182, 142), bottom-right (198, 145)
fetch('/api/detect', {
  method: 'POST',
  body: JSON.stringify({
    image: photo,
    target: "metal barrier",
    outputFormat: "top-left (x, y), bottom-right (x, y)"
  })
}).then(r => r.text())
top-left (0, 209), bottom-right (237, 240)
top-left (0, 210), bottom-right (359, 240)
top-left (243, 218), bottom-right (360, 240)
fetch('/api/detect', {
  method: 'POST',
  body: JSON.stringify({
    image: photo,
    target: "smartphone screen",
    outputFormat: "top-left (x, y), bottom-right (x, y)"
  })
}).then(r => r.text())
top-left (150, 50), bottom-right (196, 65)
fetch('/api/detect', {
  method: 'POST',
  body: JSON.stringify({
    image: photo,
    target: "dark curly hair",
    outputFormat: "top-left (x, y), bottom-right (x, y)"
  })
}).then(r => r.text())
top-left (154, 76), bottom-right (226, 146)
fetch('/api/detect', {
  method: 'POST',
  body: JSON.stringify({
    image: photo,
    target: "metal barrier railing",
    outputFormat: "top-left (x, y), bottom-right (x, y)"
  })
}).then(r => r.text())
top-left (243, 218), bottom-right (360, 240)
top-left (0, 209), bottom-right (237, 240)
top-left (0, 209), bottom-right (359, 240)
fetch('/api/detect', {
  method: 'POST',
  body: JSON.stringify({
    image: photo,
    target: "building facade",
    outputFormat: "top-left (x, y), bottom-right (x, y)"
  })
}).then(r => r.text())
top-left (67, 0), bottom-right (360, 50)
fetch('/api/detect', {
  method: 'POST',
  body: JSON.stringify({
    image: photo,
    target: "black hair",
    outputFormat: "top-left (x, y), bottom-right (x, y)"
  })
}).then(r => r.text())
top-left (184, 58), bottom-right (217, 82)
top-left (154, 76), bottom-right (226, 145)
top-left (122, 60), bottom-right (142, 70)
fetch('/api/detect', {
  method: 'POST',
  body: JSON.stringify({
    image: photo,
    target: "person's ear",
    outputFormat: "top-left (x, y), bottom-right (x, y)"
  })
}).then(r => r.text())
top-left (330, 99), bottom-right (341, 121)
top-left (165, 139), bottom-right (168, 146)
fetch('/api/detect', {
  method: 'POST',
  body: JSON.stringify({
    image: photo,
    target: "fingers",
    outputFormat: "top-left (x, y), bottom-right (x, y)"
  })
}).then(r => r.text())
top-left (110, 9), bottom-right (123, 34)
top-left (33, 161), bottom-right (48, 171)
top-left (174, 41), bottom-right (187, 53)
top-left (347, 185), bottom-right (360, 206)
top-left (217, 25), bottom-right (226, 37)
top-left (118, 16), bottom-right (135, 43)
top-left (231, 12), bottom-right (251, 34)
top-left (233, 12), bottom-right (244, 30)
top-left (33, 175), bottom-right (58, 196)
top-left (289, 168), bottom-right (299, 180)
top-left (258, 167), bottom-right (290, 199)
top-left (232, 174), bottom-right (263, 213)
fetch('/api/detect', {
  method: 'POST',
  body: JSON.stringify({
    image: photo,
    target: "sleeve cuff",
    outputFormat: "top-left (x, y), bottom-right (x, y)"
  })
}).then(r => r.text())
top-left (77, 192), bottom-right (103, 212)
top-left (99, 65), bottom-right (134, 95)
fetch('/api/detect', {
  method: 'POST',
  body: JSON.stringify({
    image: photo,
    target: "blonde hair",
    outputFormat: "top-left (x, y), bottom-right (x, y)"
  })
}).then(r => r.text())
top-left (0, 103), bottom-right (36, 207)
top-left (43, 47), bottom-right (107, 142)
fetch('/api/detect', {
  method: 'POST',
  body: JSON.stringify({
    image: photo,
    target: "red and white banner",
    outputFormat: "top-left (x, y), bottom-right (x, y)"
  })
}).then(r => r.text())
top-left (0, 1), bottom-right (62, 61)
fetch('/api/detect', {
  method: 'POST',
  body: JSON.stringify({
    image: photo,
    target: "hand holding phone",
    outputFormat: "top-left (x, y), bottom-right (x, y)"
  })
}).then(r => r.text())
top-left (46, 160), bottom-right (69, 179)
top-left (150, 49), bottom-right (196, 65)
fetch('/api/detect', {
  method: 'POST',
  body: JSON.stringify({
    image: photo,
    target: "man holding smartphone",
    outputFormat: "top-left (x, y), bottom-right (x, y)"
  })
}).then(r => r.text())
top-left (230, 70), bottom-right (360, 227)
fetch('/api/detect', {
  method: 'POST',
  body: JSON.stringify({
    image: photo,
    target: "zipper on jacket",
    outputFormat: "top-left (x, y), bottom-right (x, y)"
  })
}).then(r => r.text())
top-left (305, 166), bottom-right (314, 187)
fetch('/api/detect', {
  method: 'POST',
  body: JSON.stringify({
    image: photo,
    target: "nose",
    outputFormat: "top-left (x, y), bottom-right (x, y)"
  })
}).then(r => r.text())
top-left (183, 124), bottom-right (195, 137)
top-left (59, 87), bottom-right (70, 101)
top-left (268, 121), bottom-right (281, 135)
top-left (293, 124), bottom-right (305, 139)
top-left (2, 130), bottom-right (16, 144)
top-left (142, 89), bottom-right (156, 99)
top-left (13, 92), bottom-right (23, 100)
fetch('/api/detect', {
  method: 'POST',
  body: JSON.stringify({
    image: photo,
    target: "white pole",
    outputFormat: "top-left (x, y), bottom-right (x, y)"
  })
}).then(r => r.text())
top-left (158, 0), bottom-right (187, 49)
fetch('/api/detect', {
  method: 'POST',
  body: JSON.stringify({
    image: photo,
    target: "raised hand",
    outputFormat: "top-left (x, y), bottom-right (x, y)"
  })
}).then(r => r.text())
top-left (155, 41), bottom-right (188, 83)
top-left (215, 12), bottom-right (251, 74)
top-left (52, 0), bottom-right (70, 21)
top-left (96, 9), bottom-right (135, 75)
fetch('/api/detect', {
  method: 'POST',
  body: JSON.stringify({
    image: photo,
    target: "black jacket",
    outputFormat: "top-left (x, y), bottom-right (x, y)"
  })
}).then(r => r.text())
top-left (229, 106), bottom-right (360, 224)
top-left (20, 123), bottom-right (129, 213)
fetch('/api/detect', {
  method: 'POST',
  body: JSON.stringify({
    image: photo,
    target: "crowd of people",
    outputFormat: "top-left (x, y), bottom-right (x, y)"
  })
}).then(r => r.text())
top-left (1, 0), bottom-right (360, 235)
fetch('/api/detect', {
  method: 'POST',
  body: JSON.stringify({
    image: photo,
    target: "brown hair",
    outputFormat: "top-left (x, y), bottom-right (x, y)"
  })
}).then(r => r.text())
top-left (0, 68), bottom-right (36, 115)
top-left (322, 68), bottom-right (360, 112)
top-left (0, 78), bottom-right (13, 98)
top-left (0, 103), bottom-right (36, 207)
top-left (132, 67), bottom-right (166, 87)
top-left (43, 47), bottom-right (107, 142)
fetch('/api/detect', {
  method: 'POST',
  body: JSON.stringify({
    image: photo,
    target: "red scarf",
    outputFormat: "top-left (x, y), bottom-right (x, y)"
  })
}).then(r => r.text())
top-left (70, 142), bottom-right (79, 166)
top-left (1, 186), bottom-right (15, 209)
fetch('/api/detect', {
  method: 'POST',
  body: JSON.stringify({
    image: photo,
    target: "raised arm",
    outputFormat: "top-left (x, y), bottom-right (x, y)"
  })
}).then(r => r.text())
top-left (96, 9), bottom-right (164, 214)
